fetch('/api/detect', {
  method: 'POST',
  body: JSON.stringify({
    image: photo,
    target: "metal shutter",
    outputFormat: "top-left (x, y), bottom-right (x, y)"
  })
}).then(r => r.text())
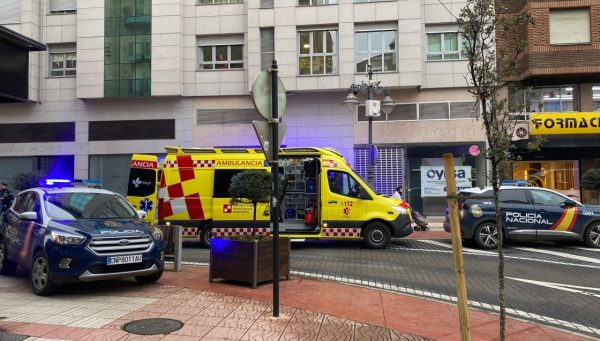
top-left (89, 119), bottom-right (175, 141)
top-left (197, 109), bottom-right (261, 125)
top-left (450, 101), bottom-right (476, 119)
top-left (50, 0), bottom-right (76, 12)
top-left (354, 145), bottom-right (405, 196)
top-left (260, 28), bottom-right (274, 70)
top-left (419, 102), bottom-right (449, 120)
top-left (0, 122), bottom-right (75, 143)
top-left (0, 0), bottom-right (21, 24)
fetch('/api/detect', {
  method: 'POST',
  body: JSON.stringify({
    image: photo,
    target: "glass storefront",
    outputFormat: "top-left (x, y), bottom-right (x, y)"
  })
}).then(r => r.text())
top-left (581, 158), bottom-right (600, 205)
top-left (89, 155), bottom-right (134, 196)
top-left (512, 160), bottom-right (580, 200)
top-left (0, 156), bottom-right (74, 189)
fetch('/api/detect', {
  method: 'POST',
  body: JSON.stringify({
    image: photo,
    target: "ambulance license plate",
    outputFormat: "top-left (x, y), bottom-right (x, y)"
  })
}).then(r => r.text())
top-left (107, 254), bottom-right (142, 265)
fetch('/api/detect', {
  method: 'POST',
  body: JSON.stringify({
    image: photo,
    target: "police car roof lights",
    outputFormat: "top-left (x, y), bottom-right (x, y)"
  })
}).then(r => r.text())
top-left (43, 178), bottom-right (73, 187)
top-left (501, 179), bottom-right (529, 187)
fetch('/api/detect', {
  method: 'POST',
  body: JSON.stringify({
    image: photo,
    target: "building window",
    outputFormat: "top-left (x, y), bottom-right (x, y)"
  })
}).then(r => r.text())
top-left (550, 8), bottom-right (590, 45)
top-left (426, 32), bottom-right (467, 61)
top-left (49, 51), bottom-right (76, 77)
top-left (198, 45), bottom-right (243, 70)
top-left (260, 0), bottom-right (274, 8)
top-left (260, 28), bottom-right (274, 70)
top-left (513, 161), bottom-right (580, 201)
top-left (198, 0), bottom-right (242, 4)
top-left (50, 0), bottom-right (76, 14)
top-left (298, 30), bottom-right (337, 75)
top-left (355, 30), bottom-right (396, 73)
top-left (527, 86), bottom-right (578, 113)
top-left (593, 85), bottom-right (600, 111)
top-left (354, 0), bottom-right (385, 2)
top-left (298, 0), bottom-right (336, 5)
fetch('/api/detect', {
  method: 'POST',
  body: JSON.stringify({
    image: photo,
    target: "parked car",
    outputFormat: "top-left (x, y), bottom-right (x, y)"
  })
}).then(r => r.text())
top-left (0, 186), bottom-right (165, 295)
top-left (443, 186), bottom-right (600, 249)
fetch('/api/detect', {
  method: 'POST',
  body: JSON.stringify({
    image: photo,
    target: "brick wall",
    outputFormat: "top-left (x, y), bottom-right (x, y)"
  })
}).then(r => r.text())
top-left (498, 0), bottom-right (600, 80)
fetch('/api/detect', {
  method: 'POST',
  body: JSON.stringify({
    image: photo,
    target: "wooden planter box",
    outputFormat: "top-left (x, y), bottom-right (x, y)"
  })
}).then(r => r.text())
top-left (209, 238), bottom-right (290, 288)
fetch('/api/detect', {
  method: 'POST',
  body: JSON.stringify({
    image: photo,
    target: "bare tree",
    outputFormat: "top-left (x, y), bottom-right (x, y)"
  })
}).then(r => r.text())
top-left (458, 0), bottom-right (542, 339)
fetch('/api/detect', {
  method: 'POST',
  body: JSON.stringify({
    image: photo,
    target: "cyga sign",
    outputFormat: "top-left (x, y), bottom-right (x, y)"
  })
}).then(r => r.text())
top-left (420, 166), bottom-right (472, 197)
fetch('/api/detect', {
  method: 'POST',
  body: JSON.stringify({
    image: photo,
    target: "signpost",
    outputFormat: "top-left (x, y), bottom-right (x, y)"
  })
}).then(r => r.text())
top-left (251, 61), bottom-right (286, 317)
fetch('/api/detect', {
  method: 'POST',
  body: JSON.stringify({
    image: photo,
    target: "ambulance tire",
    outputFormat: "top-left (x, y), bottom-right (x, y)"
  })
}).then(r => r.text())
top-left (363, 223), bottom-right (391, 249)
top-left (583, 222), bottom-right (600, 248)
top-left (473, 222), bottom-right (499, 249)
top-left (200, 224), bottom-right (212, 248)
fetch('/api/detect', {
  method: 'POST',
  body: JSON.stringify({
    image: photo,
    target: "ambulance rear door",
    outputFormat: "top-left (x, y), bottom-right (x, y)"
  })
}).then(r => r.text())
top-left (127, 154), bottom-right (159, 224)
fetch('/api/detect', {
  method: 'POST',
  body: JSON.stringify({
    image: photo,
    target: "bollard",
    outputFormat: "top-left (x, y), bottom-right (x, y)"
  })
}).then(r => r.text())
top-left (173, 225), bottom-right (182, 272)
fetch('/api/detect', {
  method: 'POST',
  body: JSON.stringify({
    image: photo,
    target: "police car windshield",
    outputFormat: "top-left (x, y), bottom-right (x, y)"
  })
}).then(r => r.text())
top-left (45, 193), bottom-right (137, 220)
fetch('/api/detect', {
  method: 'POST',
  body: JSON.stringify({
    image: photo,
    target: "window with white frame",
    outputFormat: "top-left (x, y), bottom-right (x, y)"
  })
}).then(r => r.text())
top-left (298, 0), bottom-right (336, 5)
top-left (550, 8), bottom-right (590, 45)
top-left (426, 31), bottom-right (467, 61)
top-left (354, 0), bottom-right (385, 2)
top-left (50, 0), bottom-right (76, 14)
top-left (198, 45), bottom-right (243, 69)
top-left (298, 29), bottom-right (337, 75)
top-left (49, 47), bottom-right (76, 77)
top-left (198, 0), bottom-right (242, 4)
top-left (355, 30), bottom-right (396, 73)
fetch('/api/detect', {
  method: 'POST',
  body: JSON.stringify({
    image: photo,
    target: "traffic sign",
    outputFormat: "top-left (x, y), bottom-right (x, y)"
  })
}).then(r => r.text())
top-left (251, 70), bottom-right (287, 120)
top-left (252, 120), bottom-right (286, 162)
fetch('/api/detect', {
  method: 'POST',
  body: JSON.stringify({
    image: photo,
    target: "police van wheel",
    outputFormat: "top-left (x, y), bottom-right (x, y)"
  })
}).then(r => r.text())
top-left (584, 222), bottom-right (600, 248)
top-left (0, 242), bottom-right (17, 276)
top-left (200, 225), bottom-right (212, 248)
top-left (474, 222), bottom-right (499, 249)
top-left (363, 223), bottom-right (391, 249)
top-left (31, 252), bottom-right (54, 296)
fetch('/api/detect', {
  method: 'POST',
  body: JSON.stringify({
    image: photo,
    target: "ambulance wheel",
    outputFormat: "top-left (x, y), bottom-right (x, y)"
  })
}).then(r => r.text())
top-left (473, 222), bottom-right (499, 249)
top-left (200, 224), bottom-right (213, 248)
top-left (363, 223), bottom-right (391, 249)
top-left (583, 222), bottom-right (600, 248)
top-left (0, 241), bottom-right (17, 276)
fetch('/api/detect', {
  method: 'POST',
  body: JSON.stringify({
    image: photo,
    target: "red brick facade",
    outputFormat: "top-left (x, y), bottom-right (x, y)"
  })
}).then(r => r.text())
top-left (499, 0), bottom-right (600, 81)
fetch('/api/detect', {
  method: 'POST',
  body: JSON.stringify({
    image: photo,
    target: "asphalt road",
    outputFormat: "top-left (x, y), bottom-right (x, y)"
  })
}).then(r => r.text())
top-left (182, 238), bottom-right (600, 338)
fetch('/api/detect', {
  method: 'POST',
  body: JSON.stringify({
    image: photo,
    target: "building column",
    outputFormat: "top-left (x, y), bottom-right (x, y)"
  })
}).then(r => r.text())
top-left (74, 121), bottom-right (89, 180)
top-left (579, 83), bottom-right (593, 112)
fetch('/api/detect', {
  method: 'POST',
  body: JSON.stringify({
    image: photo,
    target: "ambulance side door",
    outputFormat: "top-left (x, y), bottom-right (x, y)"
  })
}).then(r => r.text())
top-left (529, 189), bottom-right (580, 240)
top-left (322, 170), bottom-right (367, 230)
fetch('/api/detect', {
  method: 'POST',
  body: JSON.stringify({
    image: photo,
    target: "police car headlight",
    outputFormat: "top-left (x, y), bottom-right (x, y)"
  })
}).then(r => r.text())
top-left (152, 227), bottom-right (164, 241)
top-left (392, 206), bottom-right (408, 215)
top-left (51, 231), bottom-right (86, 245)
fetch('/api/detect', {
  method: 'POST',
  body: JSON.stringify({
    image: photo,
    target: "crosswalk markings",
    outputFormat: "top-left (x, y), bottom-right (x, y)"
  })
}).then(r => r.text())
top-left (507, 277), bottom-right (600, 299)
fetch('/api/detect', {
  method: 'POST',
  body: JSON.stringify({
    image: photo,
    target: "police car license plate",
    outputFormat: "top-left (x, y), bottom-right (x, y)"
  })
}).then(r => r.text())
top-left (107, 254), bottom-right (142, 265)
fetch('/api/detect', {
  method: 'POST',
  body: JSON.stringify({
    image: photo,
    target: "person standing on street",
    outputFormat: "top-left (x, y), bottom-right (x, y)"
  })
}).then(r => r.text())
top-left (0, 183), bottom-right (14, 214)
top-left (392, 185), bottom-right (403, 201)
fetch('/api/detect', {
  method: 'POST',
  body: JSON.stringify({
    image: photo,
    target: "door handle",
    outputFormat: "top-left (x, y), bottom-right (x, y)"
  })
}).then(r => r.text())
top-left (328, 200), bottom-right (337, 204)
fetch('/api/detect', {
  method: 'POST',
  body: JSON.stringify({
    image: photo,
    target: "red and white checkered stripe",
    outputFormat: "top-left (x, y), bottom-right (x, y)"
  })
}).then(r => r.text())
top-left (322, 227), bottom-right (361, 237)
top-left (163, 160), bottom-right (177, 168)
top-left (193, 160), bottom-right (215, 168)
top-left (182, 227), bottom-right (198, 237)
top-left (212, 227), bottom-right (271, 237)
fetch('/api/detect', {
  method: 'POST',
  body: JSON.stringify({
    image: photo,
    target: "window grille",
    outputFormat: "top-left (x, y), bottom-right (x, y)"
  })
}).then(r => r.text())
top-left (354, 145), bottom-right (405, 196)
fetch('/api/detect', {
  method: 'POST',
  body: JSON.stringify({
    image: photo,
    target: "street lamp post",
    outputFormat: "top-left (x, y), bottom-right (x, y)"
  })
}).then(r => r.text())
top-left (342, 64), bottom-right (394, 188)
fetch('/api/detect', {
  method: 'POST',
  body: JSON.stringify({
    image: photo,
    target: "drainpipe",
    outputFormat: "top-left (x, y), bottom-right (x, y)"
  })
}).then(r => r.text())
top-left (37, 0), bottom-right (43, 103)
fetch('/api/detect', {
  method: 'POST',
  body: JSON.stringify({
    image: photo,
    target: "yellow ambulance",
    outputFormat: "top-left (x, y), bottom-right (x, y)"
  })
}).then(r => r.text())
top-left (126, 146), bottom-right (412, 249)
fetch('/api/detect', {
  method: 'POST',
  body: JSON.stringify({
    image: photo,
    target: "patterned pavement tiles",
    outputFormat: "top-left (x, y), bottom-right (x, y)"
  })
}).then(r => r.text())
top-left (0, 263), bottom-right (593, 341)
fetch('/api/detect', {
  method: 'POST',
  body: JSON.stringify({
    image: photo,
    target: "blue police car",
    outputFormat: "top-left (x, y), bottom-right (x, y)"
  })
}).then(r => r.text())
top-left (444, 186), bottom-right (600, 249)
top-left (0, 186), bottom-right (165, 295)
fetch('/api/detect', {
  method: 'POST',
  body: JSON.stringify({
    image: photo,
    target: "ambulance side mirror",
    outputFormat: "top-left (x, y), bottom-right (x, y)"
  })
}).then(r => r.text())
top-left (560, 200), bottom-right (576, 208)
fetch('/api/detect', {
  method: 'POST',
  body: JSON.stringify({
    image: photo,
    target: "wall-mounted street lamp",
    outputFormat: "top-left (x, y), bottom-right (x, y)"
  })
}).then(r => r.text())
top-left (342, 64), bottom-right (394, 188)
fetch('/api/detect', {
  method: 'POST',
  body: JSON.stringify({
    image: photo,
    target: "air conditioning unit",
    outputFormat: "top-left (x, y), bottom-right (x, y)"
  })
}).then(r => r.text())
top-left (365, 100), bottom-right (381, 117)
top-left (511, 121), bottom-right (530, 141)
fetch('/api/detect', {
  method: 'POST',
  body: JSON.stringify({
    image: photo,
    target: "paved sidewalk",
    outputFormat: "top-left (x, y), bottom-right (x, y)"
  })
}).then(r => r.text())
top-left (0, 263), bottom-right (592, 340)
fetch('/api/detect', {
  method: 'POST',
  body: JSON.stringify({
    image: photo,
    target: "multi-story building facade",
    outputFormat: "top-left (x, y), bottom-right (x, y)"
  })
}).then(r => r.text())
top-left (501, 0), bottom-right (600, 204)
top-left (0, 0), bottom-right (488, 216)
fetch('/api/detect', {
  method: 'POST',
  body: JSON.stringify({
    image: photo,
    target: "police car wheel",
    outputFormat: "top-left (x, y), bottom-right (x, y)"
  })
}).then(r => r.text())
top-left (474, 222), bottom-right (499, 249)
top-left (31, 252), bottom-right (54, 296)
top-left (200, 224), bottom-right (212, 248)
top-left (135, 269), bottom-right (164, 284)
top-left (0, 241), bottom-right (17, 276)
top-left (584, 222), bottom-right (600, 248)
top-left (363, 223), bottom-right (391, 249)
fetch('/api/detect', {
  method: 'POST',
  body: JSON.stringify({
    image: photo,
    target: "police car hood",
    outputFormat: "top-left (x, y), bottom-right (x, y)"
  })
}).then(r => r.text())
top-left (48, 219), bottom-right (151, 237)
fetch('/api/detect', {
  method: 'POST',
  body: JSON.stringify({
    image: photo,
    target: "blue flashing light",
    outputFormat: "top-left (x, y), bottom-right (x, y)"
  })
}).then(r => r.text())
top-left (502, 179), bottom-right (529, 187)
top-left (43, 179), bottom-right (73, 187)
